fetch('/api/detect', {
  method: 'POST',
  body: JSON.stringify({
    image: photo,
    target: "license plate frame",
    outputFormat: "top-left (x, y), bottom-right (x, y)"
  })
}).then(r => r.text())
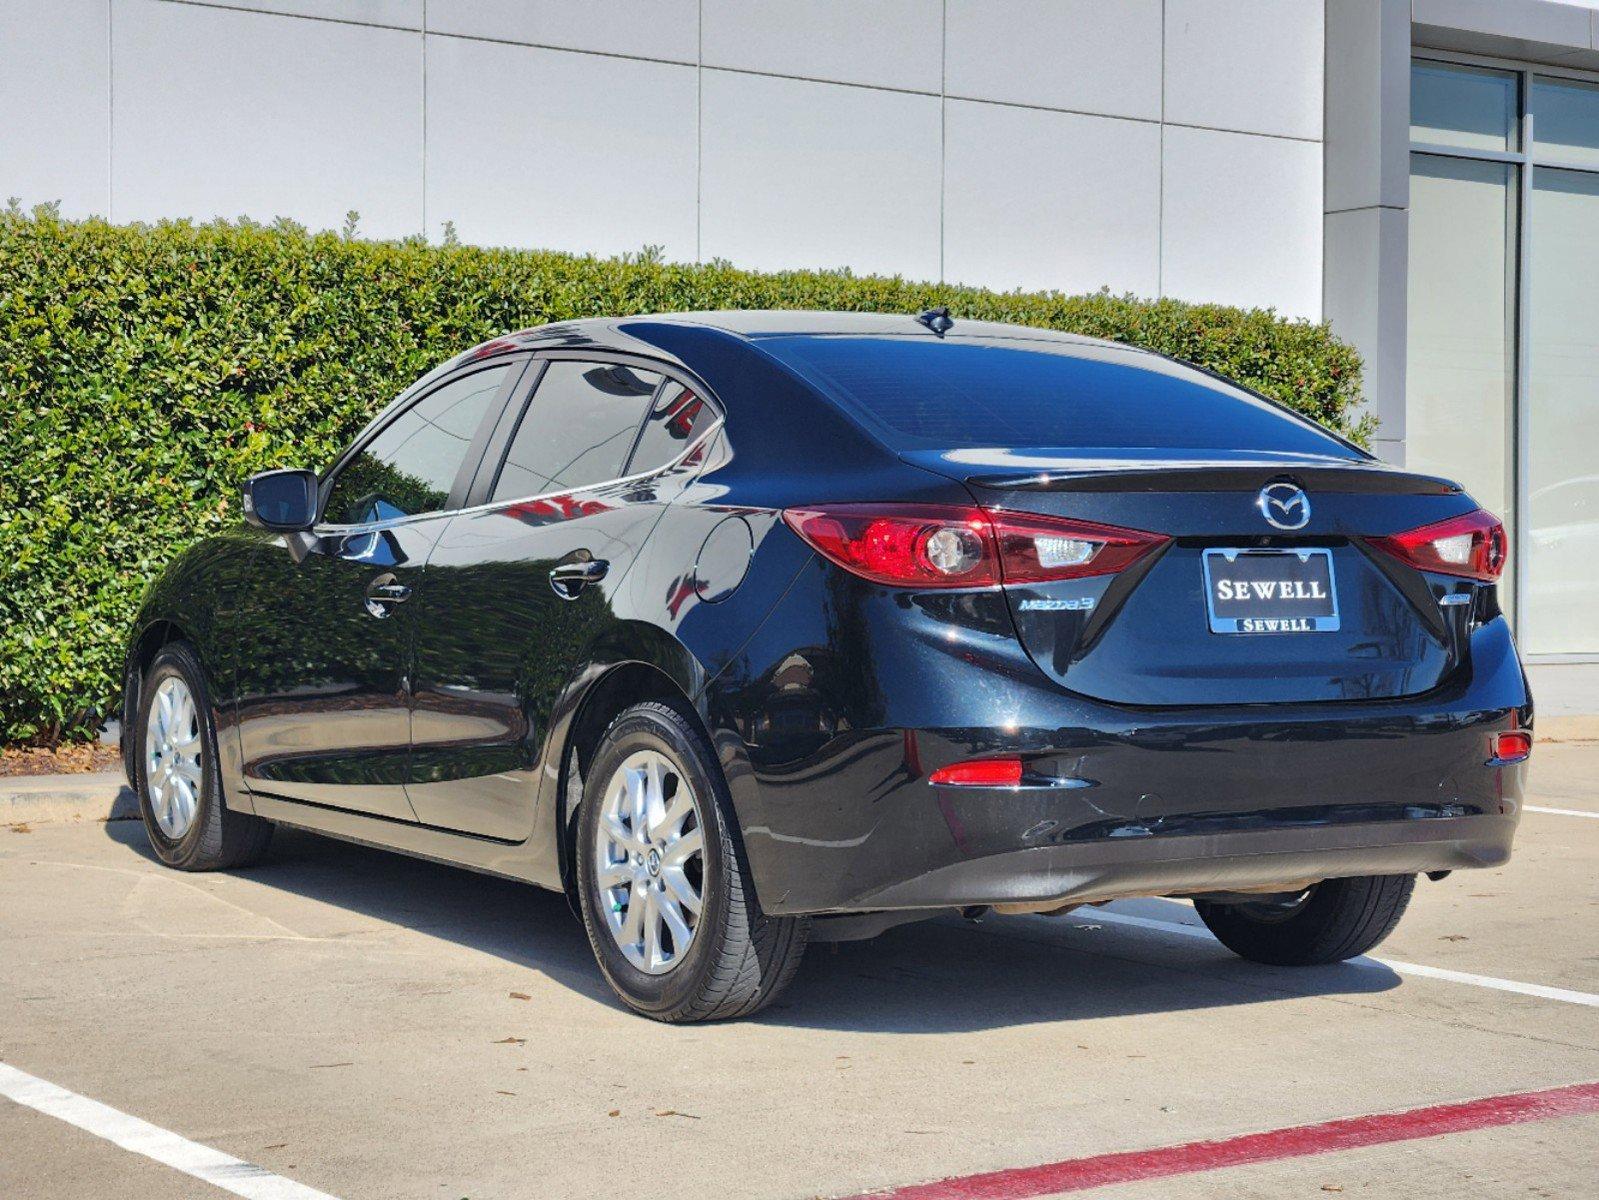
top-left (1202, 548), bottom-right (1340, 634)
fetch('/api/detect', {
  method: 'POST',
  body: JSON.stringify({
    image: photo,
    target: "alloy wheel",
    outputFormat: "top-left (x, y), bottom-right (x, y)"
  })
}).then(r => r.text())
top-left (593, 749), bottom-right (705, 974)
top-left (144, 675), bottom-right (203, 839)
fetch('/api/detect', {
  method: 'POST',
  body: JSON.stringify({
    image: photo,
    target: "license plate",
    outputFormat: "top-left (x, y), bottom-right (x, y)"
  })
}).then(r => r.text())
top-left (1202, 548), bottom-right (1340, 634)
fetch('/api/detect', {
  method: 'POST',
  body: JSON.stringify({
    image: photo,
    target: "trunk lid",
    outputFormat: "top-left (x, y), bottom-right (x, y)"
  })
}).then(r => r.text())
top-left (903, 448), bottom-right (1478, 706)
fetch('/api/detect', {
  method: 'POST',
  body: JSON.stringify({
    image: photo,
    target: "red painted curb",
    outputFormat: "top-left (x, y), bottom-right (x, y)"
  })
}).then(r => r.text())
top-left (839, 1080), bottom-right (1599, 1200)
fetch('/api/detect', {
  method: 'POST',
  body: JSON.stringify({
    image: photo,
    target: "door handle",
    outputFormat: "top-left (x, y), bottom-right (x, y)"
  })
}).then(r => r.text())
top-left (549, 557), bottom-right (609, 600)
top-left (364, 572), bottom-right (412, 618)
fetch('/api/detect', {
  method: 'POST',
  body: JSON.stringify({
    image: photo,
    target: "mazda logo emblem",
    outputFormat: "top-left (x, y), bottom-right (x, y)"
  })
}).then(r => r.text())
top-left (1257, 482), bottom-right (1311, 530)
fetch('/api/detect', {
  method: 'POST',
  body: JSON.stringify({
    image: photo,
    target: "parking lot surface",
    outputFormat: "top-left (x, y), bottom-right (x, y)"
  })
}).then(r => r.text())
top-left (3, 745), bottom-right (1597, 1199)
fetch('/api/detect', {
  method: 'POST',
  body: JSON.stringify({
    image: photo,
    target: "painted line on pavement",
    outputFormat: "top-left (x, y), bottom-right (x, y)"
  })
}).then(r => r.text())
top-left (1525, 804), bottom-right (1599, 819)
top-left (1080, 909), bottom-right (1599, 1008)
top-left (0, 1062), bottom-right (340, 1200)
top-left (837, 1080), bottom-right (1599, 1199)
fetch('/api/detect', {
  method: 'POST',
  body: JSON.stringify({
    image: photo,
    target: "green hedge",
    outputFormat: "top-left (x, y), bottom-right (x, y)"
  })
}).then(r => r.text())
top-left (0, 207), bottom-right (1366, 744)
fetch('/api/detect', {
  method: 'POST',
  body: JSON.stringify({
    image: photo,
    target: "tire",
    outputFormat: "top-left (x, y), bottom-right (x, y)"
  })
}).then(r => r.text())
top-left (575, 700), bottom-right (807, 1022)
top-left (135, 641), bottom-right (273, 871)
top-left (1194, 874), bottom-right (1416, 966)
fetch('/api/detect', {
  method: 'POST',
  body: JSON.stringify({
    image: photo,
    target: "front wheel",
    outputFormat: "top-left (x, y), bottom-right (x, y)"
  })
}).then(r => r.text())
top-left (575, 701), bottom-right (807, 1022)
top-left (1194, 874), bottom-right (1416, 966)
top-left (136, 641), bottom-right (273, 871)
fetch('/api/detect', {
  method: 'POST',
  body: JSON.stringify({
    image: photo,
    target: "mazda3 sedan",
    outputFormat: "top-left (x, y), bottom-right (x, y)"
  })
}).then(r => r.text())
top-left (123, 310), bottom-right (1531, 1021)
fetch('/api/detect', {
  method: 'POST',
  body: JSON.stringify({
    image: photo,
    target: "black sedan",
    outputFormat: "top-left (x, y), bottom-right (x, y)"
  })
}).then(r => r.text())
top-left (123, 310), bottom-right (1531, 1021)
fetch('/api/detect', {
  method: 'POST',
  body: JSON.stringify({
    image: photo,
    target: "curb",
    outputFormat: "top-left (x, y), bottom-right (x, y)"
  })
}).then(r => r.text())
top-left (2, 772), bottom-right (137, 827)
top-left (1538, 715), bottom-right (1599, 743)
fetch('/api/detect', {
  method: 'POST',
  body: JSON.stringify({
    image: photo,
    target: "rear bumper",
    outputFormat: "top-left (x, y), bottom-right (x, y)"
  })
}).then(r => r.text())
top-left (843, 809), bottom-right (1516, 912)
top-left (718, 612), bottom-right (1530, 916)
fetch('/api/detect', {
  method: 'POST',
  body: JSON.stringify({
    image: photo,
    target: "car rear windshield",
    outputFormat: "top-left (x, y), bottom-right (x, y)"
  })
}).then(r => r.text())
top-left (758, 336), bottom-right (1355, 456)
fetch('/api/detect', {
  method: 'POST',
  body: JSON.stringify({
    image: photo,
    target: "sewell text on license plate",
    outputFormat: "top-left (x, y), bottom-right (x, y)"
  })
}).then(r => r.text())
top-left (1202, 548), bottom-right (1340, 634)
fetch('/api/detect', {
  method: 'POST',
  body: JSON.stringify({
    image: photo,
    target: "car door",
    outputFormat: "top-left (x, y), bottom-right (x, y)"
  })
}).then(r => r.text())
top-left (231, 359), bottom-right (523, 818)
top-left (405, 356), bottom-right (720, 839)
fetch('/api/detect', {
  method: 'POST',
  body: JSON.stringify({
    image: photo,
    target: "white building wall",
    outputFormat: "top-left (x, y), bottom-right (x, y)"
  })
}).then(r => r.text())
top-left (1, 0), bottom-right (1326, 319)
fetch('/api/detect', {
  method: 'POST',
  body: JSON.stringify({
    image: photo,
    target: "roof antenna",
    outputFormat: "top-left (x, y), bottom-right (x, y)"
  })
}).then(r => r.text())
top-left (916, 306), bottom-right (954, 338)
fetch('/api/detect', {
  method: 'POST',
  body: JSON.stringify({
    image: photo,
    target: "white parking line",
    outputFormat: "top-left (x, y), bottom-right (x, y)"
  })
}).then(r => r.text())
top-left (1525, 804), bottom-right (1599, 819)
top-left (1080, 909), bottom-right (1599, 1009)
top-left (0, 1062), bottom-right (340, 1200)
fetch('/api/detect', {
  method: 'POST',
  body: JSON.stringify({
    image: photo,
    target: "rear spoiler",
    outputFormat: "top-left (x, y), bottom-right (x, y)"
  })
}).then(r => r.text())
top-left (961, 462), bottom-right (1461, 496)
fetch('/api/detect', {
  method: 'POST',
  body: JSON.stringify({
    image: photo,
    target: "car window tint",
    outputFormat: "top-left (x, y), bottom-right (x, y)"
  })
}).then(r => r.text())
top-left (625, 383), bottom-right (714, 475)
top-left (492, 361), bottom-right (662, 501)
top-left (324, 364), bottom-right (509, 525)
top-left (759, 337), bottom-right (1355, 457)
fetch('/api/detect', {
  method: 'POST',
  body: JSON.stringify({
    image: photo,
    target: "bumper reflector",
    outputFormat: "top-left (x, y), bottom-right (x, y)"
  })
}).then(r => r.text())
top-left (1492, 731), bottom-right (1532, 764)
top-left (928, 757), bottom-right (1024, 787)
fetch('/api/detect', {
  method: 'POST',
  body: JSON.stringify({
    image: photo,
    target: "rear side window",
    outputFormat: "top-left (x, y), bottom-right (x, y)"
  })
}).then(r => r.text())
top-left (491, 361), bottom-right (662, 501)
top-left (323, 364), bottom-right (509, 525)
top-left (625, 383), bottom-right (714, 474)
top-left (759, 337), bottom-right (1355, 457)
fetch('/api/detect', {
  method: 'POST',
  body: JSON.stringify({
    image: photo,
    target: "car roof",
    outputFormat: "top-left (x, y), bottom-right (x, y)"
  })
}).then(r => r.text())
top-left (430, 310), bottom-right (1367, 474)
top-left (459, 309), bottom-right (1134, 362)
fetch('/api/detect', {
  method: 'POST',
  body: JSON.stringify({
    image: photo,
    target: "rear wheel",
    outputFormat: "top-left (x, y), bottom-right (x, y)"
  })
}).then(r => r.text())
top-left (136, 642), bottom-right (273, 871)
top-left (576, 700), bottom-right (807, 1022)
top-left (1194, 874), bottom-right (1416, 966)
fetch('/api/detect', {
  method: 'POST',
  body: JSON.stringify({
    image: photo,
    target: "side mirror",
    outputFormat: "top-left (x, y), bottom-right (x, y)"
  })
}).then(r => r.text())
top-left (242, 469), bottom-right (318, 532)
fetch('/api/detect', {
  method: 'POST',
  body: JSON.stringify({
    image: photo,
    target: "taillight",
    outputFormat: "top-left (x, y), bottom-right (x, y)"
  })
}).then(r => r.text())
top-left (781, 504), bottom-right (1167, 589)
top-left (782, 505), bottom-right (996, 587)
top-left (989, 510), bottom-right (1169, 584)
top-left (1367, 508), bottom-right (1507, 582)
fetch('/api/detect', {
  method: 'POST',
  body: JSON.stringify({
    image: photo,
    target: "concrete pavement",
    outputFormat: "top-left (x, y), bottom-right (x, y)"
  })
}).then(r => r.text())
top-left (2, 746), bottom-right (1596, 1199)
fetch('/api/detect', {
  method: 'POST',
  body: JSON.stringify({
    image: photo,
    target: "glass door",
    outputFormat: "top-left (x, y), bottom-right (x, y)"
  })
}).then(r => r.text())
top-left (1526, 168), bottom-right (1599, 653)
top-left (1407, 58), bottom-right (1599, 656)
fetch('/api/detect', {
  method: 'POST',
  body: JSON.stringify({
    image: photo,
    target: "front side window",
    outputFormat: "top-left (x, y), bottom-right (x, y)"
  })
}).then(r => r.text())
top-left (491, 361), bottom-right (662, 501)
top-left (324, 364), bottom-right (510, 525)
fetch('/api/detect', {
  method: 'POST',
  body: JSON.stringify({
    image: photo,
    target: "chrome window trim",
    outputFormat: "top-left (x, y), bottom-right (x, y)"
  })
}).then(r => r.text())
top-left (313, 401), bottom-right (724, 536)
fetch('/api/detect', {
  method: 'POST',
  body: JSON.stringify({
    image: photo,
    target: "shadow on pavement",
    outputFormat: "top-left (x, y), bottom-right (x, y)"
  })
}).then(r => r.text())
top-left (111, 785), bottom-right (139, 820)
top-left (102, 819), bottom-right (1400, 1033)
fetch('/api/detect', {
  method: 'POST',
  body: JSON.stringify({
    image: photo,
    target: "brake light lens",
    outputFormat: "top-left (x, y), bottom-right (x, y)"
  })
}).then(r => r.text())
top-left (781, 504), bottom-right (1167, 589)
top-left (928, 757), bottom-right (1024, 787)
top-left (990, 511), bottom-right (1169, 585)
top-left (1368, 508), bottom-right (1507, 582)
